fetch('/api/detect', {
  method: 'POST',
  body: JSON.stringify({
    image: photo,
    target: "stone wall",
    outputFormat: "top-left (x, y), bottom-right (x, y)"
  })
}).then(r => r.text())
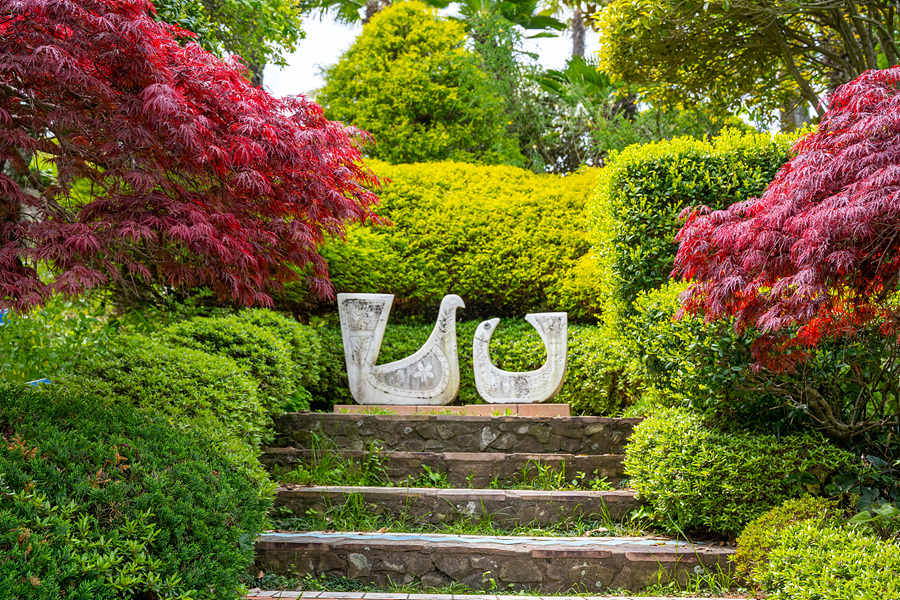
top-left (273, 413), bottom-right (640, 455)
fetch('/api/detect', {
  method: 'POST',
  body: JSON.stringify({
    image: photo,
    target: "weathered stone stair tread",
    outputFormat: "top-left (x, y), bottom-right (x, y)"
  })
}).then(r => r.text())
top-left (261, 449), bottom-right (627, 487)
top-left (273, 413), bottom-right (641, 455)
top-left (247, 592), bottom-right (738, 599)
top-left (254, 531), bottom-right (733, 594)
top-left (275, 486), bottom-right (642, 524)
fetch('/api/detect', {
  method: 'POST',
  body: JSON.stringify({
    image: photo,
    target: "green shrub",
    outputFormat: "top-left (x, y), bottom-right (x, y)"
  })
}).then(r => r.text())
top-left (236, 309), bottom-right (323, 393)
top-left (62, 335), bottom-right (269, 475)
top-left (734, 496), bottom-right (840, 580)
top-left (625, 408), bottom-right (857, 535)
top-left (755, 521), bottom-right (900, 599)
top-left (591, 129), bottom-right (795, 320)
top-left (309, 320), bottom-right (632, 415)
top-left (0, 384), bottom-right (270, 600)
top-left (299, 160), bottom-right (601, 320)
top-left (162, 315), bottom-right (305, 412)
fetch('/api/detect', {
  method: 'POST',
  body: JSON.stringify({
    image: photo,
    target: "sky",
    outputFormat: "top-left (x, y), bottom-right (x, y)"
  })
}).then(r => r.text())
top-left (262, 12), bottom-right (601, 99)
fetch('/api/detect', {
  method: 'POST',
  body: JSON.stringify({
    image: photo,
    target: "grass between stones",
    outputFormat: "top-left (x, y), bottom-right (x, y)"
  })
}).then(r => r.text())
top-left (274, 435), bottom-right (617, 491)
top-left (270, 492), bottom-right (650, 538)
top-left (244, 566), bottom-right (746, 598)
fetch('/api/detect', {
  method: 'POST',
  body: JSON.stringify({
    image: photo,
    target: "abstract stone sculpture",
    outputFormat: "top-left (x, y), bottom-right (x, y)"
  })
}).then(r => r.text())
top-left (473, 313), bottom-right (567, 403)
top-left (338, 293), bottom-right (465, 405)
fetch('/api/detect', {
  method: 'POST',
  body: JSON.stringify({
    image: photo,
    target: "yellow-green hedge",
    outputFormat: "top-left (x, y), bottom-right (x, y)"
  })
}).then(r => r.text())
top-left (318, 160), bottom-right (602, 320)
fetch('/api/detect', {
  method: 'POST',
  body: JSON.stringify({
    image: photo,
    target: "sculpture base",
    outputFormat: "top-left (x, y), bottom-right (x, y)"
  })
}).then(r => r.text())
top-left (334, 404), bottom-right (570, 417)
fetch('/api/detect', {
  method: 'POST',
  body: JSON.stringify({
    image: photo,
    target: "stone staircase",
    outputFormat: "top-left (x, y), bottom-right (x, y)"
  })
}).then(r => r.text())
top-left (255, 412), bottom-right (734, 595)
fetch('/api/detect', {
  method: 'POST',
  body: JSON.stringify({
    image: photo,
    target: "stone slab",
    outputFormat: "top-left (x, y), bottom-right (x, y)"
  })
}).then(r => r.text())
top-left (333, 405), bottom-right (571, 417)
top-left (253, 532), bottom-right (734, 594)
top-left (274, 486), bottom-right (643, 525)
top-left (275, 413), bottom-right (636, 455)
top-left (261, 449), bottom-right (628, 488)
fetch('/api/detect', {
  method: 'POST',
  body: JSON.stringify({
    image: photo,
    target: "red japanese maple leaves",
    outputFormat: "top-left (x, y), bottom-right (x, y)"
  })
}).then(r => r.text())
top-left (674, 66), bottom-right (900, 363)
top-left (0, 0), bottom-right (380, 309)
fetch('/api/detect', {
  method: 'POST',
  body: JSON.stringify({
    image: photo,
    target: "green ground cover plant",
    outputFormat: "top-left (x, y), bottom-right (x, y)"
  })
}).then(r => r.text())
top-left (625, 408), bottom-right (858, 536)
top-left (0, 384), bottom-right (271, 600)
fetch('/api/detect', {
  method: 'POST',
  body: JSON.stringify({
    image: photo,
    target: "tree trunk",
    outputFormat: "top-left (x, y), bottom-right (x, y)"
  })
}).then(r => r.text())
top-left (779, 98), bottom-right (811, 131)
top-left (571, 6), bottom-right (585, 58)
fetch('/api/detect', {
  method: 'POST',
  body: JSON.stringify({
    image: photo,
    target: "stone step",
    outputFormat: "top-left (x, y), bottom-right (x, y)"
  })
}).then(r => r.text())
top-left (272, 413), bottom-right (640, 455)
top-left (261, 449), bottom-right (627, 488)
top-left (247, 592), bottom-right (738, 599)
top-left (274, 486), bottom-right (643, 526)
top-left (253, 531), bottom-right (734, 594)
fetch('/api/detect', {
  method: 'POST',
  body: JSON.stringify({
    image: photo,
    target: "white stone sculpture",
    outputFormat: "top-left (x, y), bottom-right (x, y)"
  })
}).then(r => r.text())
top-left (338, 293), bottom-right (465, 405)
top-left (473, 313), bottom-right (567, 403)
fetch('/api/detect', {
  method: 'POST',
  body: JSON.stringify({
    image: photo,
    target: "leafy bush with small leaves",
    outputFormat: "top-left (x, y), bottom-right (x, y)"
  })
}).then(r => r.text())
top-left (162, 315), bottom-right (306, 412)
top-left (309, 320), bottom-right (630, 414)
top-left (625, 408), bottom-right (857, 535)
top-left (754, 521), bottom-right (900, 599)
top-left (62, 334), bottom-right (270, 480)
top-left (0, 384), bottom-right (271, 600)
top-left (236, 309), bottom-right (323, 393)
top-left (734, 496), bottom-right (839, 580)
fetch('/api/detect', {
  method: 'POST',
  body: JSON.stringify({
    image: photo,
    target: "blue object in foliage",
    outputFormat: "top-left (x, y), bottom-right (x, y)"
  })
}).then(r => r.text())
top-left (0, 309), bottom-right (7, 325)
top-left (27, 379), bottom-right (52, 386)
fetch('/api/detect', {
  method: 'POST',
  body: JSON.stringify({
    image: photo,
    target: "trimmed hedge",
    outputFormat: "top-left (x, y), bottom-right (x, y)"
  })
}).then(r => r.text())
top-left (311, 319), bottom-right (630, 415)
top-left (591, 129), bottom-right (795, 320)
top-left (162, 315), bottom-right (307, 412)
top-left (624, 408), bottom-right (857, 535)
top-left (286, 160), bottom-right (602, 320)
top-left (734, 496), bottom-right (839, 581)
top-left (0, 384), bottom-right (270, 600)
top-left (61, 334), bottom-right (270, 479)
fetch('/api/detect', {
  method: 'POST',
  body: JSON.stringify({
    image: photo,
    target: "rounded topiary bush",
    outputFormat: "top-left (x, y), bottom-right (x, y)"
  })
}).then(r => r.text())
top-left (236, 309), bottom-right (323, 393)
top-left (63, 334), bottom-right (268, 470)
top-left (0, 384), bottom-right (271, 600)
top-left (162, 315), bottom-right (304, 412)
top-left (625, 408), bottom-right (858, 535)
top-left (734, 496), bottom-right (840, 581)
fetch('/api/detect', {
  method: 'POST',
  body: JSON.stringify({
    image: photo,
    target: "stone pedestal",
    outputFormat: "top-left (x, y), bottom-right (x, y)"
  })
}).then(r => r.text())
top-left (333, 403), bottom-right (571, 417)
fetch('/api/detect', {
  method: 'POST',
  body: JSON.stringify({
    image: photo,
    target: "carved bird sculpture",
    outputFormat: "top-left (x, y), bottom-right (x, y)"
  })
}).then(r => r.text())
top-left (338, 293), bottom-right (465, 405)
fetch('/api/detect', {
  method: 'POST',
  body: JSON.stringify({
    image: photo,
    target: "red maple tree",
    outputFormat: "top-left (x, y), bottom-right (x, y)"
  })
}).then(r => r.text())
top-left (674, 65), bottom-right (900, 366)
top-left (0, 0), bottom-right (380, 310)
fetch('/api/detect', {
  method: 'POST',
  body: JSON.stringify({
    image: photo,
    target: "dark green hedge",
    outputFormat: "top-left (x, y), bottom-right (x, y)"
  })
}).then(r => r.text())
top-left (0, 384), bottom-right (270, 600)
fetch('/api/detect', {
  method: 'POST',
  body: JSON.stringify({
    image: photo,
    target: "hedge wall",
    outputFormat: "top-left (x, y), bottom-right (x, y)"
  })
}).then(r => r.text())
top-left (284, 160), bottom-right (602, 320)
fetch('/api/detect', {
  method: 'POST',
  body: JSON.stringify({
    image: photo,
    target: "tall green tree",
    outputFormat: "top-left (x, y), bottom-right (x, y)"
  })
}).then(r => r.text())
top-left (595, 0), bottom-right (900, 125)
top-left (154, 0), bottom-right (305, 84)
top-left (318, 1), bottom-right (521, 164)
